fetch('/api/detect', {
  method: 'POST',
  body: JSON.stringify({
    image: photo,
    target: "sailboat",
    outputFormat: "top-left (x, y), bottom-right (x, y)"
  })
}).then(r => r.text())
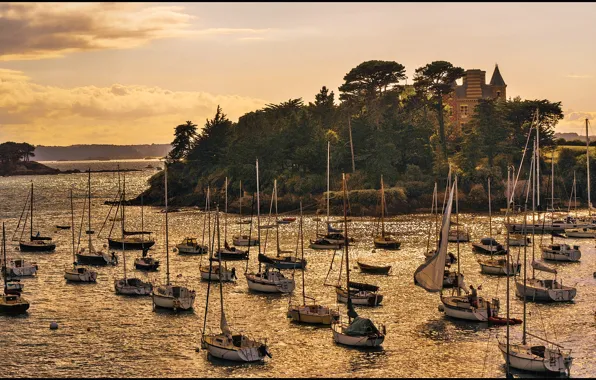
top-left (245, 159), bottom-right (296, 294)
top-left (114, 190), bottom-right (153, 296)
top-left (131, 194), bottom-right (159, 270)
top-left (1, 223), bottom-right (30, 314)
top-left (216, 178), bottom-right (249, 261)
top-left (200, 203), bottom-right (238, 283)
top-left (287, 202), bottom-right (340, 325)
top-left (4, 258), bottom-right (38, 277)
top-left (311, 142), bottom-right (353, 250)
top-left (500, 171), bottom-right (573, 375)
top-left (200, 210), bottom-right (271, 362)
top-left (478, 177), bottom-right (521, 276)
top-left (77, 169), bottom-right (116, 266)
top-left (151, 164), bottom-right (196, 311)
top-left (331, 173), bottom-right (386, 347)
top-left (64, 187), bottom-right (98, 283)
top-left (18, 182), bottom-right (56, 252)
top-left (335, 174), bottom-right (383, 307)
top-left (257, 179), bottom-right (306, 270)
top-left (416, 176), bottom-right (500, 322)
top-left (176, 188), bottom-right (209, 255)
top-left (107, 171), bottom-right (155, 250)
top-left (233, 180), bottom-right (259, 247)
top-left (515, 138), bottom-right (577, 303)
top-left (373, 175), bottom-right (401, 249)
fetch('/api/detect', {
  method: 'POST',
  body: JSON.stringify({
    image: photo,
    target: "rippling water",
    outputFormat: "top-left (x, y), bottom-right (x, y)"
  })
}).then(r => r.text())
top-left (1, 160), bottom-right (594, 378)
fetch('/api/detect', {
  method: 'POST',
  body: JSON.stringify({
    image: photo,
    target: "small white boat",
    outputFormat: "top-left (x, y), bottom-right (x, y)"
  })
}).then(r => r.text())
top-left (541, 243), bottom-right (581, 262)
top-left (565, 227), bottom-right (596, 238)
top-left (472, 237), bottom-right (507, 255)
top-left (287, 303), bottom-right (340, 325)
top-left (115, 277), bottom-right (152, 296)
top-left (331, 316), bottom-right (386, 347)
top-left (152, 284), bottom-right (196, 310)
top-left (64, 266), bottom-right (97, 282)
top-left (440, 294), bottom-right (500, 322)
top-left (5, 258), bottom-right (38, 277)
top-left (232, 234), bottom-right (259, 247)
top-left (4, 279), bottom-right (24, 294)
top-left (515, 261), bottom-right (577, 302)
top-left (336, 282), bottom-right (383, 306)
top-left (176, 237), bottom-right (207, 254)
top-left (498, 341), bottom-right (572, 375)
top-left (202, 333), bottom-right (271, 362)
top-left (200, 263), bottom-right (237, 282)
top-left (245, 267), bottom-right (295, 293)
top-left (478, 257), bottom-right (521, 276)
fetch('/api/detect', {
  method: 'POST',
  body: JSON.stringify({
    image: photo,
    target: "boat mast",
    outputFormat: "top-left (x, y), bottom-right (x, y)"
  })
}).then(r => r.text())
top-left (224, 177), bottom-right (228, 244)
top-left (551, 149), bottom-right (555, 212)
top-left (122, 169), bottom-right (126, 237)
top-left (300, 201), bottom-right (305, 305)
top-left (488, 176), bottom-right (493, 256)
top-left (30, 182), bottom-right (33, 239)
top-left (141, 192), bottom-right (145, 245)
top-left (70, 188), bottom-right (76, 267)
top-left (587, 118), bottom-right (591, 217)
top-left (505, 186), bottom-right (511, 377)
top-left (165, 164), bottom-right (170, 286)
top-left (532, 138), bottom-right (536, 279)
top-left (256, 159), bottom-right (261, 271)
top-left (88, 168), bottom-right (92, 249)
top-left (274, 179), bottom-right (280, 256)
top-left (380, 175), bottom-right (385, 238)
top-left (455, 175), bottom-right (460, 297)
top-left (2, 223), bottom-right (6, 291)
top-left (327, 141), bottom-right (330, 225)
top-left (536, 109), bottom-right (540, 209)
top-left (122, 191), bottom-right (127, 281)
top-left (341, 173), bottom-right (353, 324)
top-left (216, 207), bottom-right (225, 322)
top-left (574, 172), bottom-right (577, 219)
top-left (239, 181), bottom-right (243, 236)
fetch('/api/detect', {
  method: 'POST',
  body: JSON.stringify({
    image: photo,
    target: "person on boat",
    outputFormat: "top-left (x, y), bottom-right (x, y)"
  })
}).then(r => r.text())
top-left (142, 248), bottom-right (149, 258)
top-left (468, 285), bottom-right (478, 308)
top-left (448, 252), bottom-right (456, 264)
top-left (231, 267), bottom-right (237, 279)
top-left (224, 240), bottom-right (230, 250)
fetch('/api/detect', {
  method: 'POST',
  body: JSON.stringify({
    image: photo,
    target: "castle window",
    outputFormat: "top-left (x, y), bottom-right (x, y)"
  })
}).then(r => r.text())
top-left (460, 105), bottom-right (469, 117)
top-left (497, 91), bottom-right (501, 97)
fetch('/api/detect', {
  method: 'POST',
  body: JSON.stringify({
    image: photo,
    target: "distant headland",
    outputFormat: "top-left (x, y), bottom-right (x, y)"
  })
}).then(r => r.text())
top-left (33, 144), bottom-right (171, 161)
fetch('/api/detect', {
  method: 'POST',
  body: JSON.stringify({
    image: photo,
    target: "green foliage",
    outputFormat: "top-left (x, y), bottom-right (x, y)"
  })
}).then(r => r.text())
top-left (0, 142), bottom-right (35, 164)
top-left (169, 121), bottom-right (197, 161)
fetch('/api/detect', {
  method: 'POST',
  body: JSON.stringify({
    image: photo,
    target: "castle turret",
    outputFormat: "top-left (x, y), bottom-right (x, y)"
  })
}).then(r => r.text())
top-left (489, 64), bottom-right (506, 100)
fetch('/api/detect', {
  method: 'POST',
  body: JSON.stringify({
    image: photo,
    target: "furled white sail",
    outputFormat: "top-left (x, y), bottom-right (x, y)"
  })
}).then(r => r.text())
top-left (220, 309), bottom-right (232, 337)
top-left (414, 182), bottom-right (455, 292)
top-left (531, 259), bottom-right (557, 274)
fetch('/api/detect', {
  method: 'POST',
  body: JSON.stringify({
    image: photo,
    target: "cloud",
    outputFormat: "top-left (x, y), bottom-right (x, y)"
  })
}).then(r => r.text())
top-left (0, 3), bottom-right (271, 61)
top-left (566, 74), bottom-right (593, 79)
top-left (555, 109), bottom-right (596, 134)
top-left (0, 69), bottom-right (268, 145)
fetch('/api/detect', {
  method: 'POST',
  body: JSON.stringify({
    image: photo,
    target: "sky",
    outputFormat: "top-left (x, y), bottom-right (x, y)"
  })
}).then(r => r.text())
top-left (1, 2), bottom-right (595, 146)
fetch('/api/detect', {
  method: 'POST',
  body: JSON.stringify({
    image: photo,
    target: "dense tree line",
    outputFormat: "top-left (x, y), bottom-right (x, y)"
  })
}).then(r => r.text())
top-left (139, 60), bottom-right (566, 212)
top-left (0, 142), bottom-right (35, 164)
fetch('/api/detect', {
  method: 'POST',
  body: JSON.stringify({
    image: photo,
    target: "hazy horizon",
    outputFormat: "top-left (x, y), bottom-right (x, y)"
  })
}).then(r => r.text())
top-left (1, 2), bottom-right (595, 145)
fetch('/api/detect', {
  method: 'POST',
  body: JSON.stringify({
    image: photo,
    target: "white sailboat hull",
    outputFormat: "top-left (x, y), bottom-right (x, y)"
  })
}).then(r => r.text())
top-left (515, 279), bottom-right (576, 302)
top-left (152, 285), bottom-right (196, 310)
top-left (498, 342), bottom-right (572, 375)
top-left (331, 322), bottom-right (384, 347)
top-left (8, 265), bottom-right (37, 277)
top-left (245, 273), bottom-right (295, 293)
top-left (479, 261), bottom-right (521, 276)
top-left (200, 267), bottom-right (236, 282)
top-left (440, 296), bottom-right (499, 322)
top-left (114, 279), bottom-right (152, 295)
top-left (176, 244), bottom-right (207, 254)
top-left (541, 248), bottom-right (581, 262)
top-left (64, 268), bottom-right (97, 282)
top-left (336, 288), bottom-right (383, 306)
top-left (232, 235), bottom-right (259, 246)
top-left (202, 335), bottom-right (268, 362)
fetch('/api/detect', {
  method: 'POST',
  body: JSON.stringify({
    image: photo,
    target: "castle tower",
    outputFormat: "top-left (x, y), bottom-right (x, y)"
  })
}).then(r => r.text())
top-left (489, 64), bottom-right (506, 100)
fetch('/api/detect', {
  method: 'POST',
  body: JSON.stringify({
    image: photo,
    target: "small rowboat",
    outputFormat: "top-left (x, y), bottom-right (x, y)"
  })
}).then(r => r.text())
top-left (56, 225), bottom-right (71, 230)
top-left (356, 261), bottom-right (391, 275)
top-left (488, 316), bottom-right (523, 325)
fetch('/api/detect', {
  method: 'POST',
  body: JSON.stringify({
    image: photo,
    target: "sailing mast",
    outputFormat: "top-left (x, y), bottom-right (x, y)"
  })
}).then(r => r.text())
top-left (381, 175), bottom-right (385, 238)
top-left (551, 149), bottom-right (555, 212)
top-left (455, 175), bottom-right (460, 296)
top-left (536, 109), bottom-right (540, 209)
top-left (587, 118), bottom-right (591, 217)
top-left (70, 188), bottom-right (76, 267)
top-left (30, 182), bottom-right (33, 239)
top-left (239, 181), bottom-right (243, 235)
top-left (88, 168), bottom-right (92, 249)
top-left (341, 173), bottom-right (354, 324)
top-left (274, 179), bottom-right (281, 256)
top-left (256, 159), bottom-right (261, 270)
top-left (165, 164), bottom-right (170, 286)
top-left (300, 202), bottom-right (305, 305)
top-left (224, 177), bottom-right (228, 244)
top-left (327, 141), bottom-right (330, 225)
top-left (488, 177), bottom-right (493, 254)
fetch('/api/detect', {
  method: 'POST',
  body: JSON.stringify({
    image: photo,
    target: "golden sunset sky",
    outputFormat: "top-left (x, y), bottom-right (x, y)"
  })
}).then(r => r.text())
top-left (1, 2), bottom-right (595, 145)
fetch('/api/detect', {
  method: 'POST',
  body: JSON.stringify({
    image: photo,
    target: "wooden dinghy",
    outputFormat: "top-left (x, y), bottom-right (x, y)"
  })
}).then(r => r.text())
top-left (356, 261), bottom-right (391, 275)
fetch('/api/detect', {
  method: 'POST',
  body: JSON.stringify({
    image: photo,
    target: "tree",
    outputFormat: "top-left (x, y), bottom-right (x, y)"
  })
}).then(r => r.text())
top-left (186, 106), bottom-right (232, 172)
top-left (338, 60), bottom-right (406, 104)
top-left (169, 120), bottom-right (198, 161)
top-left (413, 61), bottom-right (465, 159)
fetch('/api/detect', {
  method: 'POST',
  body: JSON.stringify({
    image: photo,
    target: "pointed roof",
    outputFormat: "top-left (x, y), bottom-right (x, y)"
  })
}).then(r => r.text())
top-left (489, 64), bottom-right (506, 86)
